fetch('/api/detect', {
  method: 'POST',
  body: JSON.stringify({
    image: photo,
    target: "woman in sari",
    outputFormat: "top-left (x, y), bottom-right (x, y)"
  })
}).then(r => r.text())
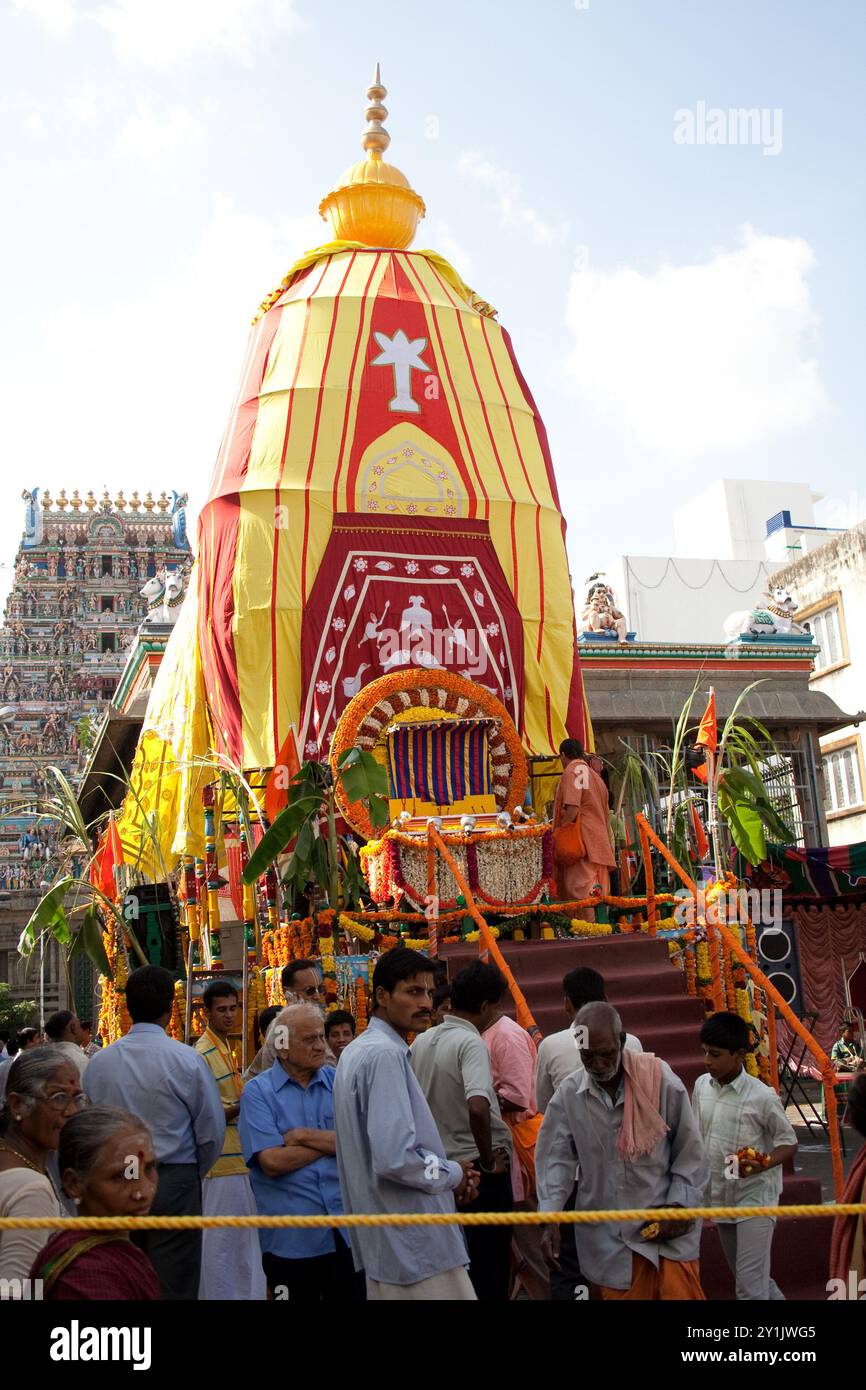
top-left (0, 1048), bottom-right (83, 1284)
top-left (830, 1073), bottom-right (866, 1291)
top-left (31, 1106), bottom-right (161, 1299)
top-left (552, 739), bottom-right (616, 920)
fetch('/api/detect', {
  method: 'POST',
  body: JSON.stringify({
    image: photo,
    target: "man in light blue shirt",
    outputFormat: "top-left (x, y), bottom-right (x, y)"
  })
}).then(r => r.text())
top-left (240, 1001), bottom-right (360, 1301)
top-left (333, 946), bottom-right (479, 1300)
top-left (85, 965), bottom-right (225, 1300)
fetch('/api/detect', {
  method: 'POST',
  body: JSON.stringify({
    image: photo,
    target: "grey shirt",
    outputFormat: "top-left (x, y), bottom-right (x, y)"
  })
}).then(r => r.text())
top-left (536, 1027), bottom-right (643, 1113)
top-left (536, 1059), bottom-right (709, 1290)
top-left (411, 1014), bottom-right (513, 1163)
top-left (333, 1015), bottom-right (469, 1286)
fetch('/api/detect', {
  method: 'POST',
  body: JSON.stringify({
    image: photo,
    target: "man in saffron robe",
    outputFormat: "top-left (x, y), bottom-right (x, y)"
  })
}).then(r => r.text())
top-left (552, 739), bottom-right (616, 918)
top-left (537, 1002), bottom-right (709, 1300)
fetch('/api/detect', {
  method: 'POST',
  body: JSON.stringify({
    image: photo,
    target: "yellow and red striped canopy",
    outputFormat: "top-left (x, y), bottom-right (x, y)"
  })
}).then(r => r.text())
top-left (119, 242), bottom-right (590, 871)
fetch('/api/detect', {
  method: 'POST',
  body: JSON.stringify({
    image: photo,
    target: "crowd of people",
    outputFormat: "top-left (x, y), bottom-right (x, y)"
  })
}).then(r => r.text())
top-left (0, 952), bottom-right (864, 1302)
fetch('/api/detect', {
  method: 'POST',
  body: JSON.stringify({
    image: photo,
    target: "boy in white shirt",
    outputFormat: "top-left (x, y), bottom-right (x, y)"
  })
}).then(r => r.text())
top-left (692, 1011), bottom-right (797, 1300)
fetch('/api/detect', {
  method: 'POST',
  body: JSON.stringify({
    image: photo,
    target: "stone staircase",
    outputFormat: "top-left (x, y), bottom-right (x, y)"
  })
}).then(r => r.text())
top-left (440, 934), bottom-right (832, 1300)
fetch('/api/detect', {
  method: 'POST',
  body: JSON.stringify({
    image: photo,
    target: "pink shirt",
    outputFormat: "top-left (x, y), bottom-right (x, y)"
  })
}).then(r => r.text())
top-left (484, 1015), bottom-right (538, 1201)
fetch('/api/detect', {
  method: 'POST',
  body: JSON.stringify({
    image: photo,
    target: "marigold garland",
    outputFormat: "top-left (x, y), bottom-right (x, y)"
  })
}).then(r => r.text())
top-left (330, 668), bottom-right (529, 838)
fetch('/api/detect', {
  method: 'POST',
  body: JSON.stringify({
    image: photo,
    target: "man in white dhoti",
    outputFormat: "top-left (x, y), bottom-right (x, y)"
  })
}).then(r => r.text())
top-left (195, 980), bottom-right (267, 1300)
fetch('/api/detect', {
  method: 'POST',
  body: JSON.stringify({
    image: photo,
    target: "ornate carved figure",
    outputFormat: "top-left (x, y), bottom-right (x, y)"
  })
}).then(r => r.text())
top-left (724, 586), bottom-right (809, 641)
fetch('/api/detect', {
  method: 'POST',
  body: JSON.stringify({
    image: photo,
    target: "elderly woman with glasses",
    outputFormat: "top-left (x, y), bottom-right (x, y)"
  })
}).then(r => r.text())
top-left (0, 1046), bottom-right (87, 1283)
top-left (30, 1107), bottom-right (161, 1300)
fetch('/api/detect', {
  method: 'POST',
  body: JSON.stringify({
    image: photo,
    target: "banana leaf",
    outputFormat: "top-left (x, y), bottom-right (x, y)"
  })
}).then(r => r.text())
top-left (18, 876), bottom-right (74, 956)
top-left (337, 747), bottom-right (390, 829)
top-left (719, 767), bottom-right (795, 843)
top-left (242, 795), bottom-right (323, 882)
top-left (718, 783), bottom-right (767, 862)
top-left (68, 906), bottom-right (113, 980)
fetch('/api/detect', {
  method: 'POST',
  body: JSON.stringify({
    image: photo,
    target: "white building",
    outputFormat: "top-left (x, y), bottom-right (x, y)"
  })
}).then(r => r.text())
top-left (772, 522), bottom-right (866, 847)
top-left (614, 479), bottom-right (844, 645)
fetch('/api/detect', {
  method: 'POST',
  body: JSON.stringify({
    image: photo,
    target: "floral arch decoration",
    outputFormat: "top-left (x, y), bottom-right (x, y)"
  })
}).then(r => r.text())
top-left (330, 667), bottom-right (528, 839)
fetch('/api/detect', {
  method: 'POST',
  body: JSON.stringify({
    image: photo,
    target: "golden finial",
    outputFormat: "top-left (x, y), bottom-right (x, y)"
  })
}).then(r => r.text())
top-left (319, 66), bottom-right (425, 250)
top-left (114, 489), bottom-right (126, 512)
top-left (130, 490), bottom-right (141, 512)
top-left (156, 491), bottom-right (169, 512)
top-left (57, 489), bottom-right (68, 510)
top-left (143, 491), bottom-right (155, 512)
top-left (43, 489), bottom-right (54, 510)
top-left (362, 63), bottom-right (390, 158)
top-left (70, 489), bottom-right (82, 511)
top-left (84, 489), bottom-right (96, 511)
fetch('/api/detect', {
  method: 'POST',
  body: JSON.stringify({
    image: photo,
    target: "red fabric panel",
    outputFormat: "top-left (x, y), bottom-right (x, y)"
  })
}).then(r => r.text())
top-left (298, 513), bottom-right (525, 758)
top-left (794, 904), bottom-right (866, 1051)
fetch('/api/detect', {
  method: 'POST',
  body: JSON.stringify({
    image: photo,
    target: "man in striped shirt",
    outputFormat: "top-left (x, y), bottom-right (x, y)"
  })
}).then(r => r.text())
top-left (195, 980), bottom-right (266, 1300)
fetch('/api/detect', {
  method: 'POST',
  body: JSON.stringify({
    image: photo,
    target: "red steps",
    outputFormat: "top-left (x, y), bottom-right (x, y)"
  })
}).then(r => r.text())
top-left (440, 934), bottom-right (831, 1299)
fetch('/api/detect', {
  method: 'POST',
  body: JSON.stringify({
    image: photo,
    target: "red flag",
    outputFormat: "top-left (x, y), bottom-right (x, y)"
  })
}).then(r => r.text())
top-left (690, 801), bottom-right (709, 859)
top-left (265, 726), bottom-right (301, 825)
top-left (696, 689), bottom-right (718, 753)
top-left (90, 815), bottom-right (123, 901)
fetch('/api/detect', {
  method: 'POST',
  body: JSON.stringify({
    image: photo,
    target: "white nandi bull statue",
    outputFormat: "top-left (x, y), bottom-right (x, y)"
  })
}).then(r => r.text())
top-left (141, 569), bottom-right (185, 627)
top-left (581, 575), bottom-right (629, 643)
top-left (724, 585), bottom-right (809, 641)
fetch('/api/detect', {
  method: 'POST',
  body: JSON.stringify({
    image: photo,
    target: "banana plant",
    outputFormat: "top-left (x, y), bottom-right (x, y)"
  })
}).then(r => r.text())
top-left (243, 748), bottom-right (389, 910)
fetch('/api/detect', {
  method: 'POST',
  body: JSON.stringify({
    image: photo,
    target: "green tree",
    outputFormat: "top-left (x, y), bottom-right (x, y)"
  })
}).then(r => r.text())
top-left (0, 982), bottom-right (37, 1036)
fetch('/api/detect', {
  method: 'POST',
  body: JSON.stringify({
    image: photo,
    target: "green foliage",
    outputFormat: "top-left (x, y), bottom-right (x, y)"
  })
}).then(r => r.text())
top-left (336, 747), bottom-right (390, 829)
top-left (241, 750), bottom-right (388, 909)
top-left (0, 982), bottom-right (37, 1034)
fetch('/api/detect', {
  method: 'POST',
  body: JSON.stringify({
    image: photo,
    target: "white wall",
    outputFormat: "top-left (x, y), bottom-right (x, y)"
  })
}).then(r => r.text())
top-left (617, 554), bottom-right (784, 644)
top-left (773, 523), bottom-right (866, 848)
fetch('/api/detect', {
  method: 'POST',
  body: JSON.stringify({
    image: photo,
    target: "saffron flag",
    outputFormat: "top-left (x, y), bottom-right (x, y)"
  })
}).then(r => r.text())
top-left (690, 801), bottom-right (710, 860)
top-left (696, 689), bottom-right (718, 752)
top-left (90, 815), bottom-right (123, 901)
top-left (264, 726), bottom-right (301, 826)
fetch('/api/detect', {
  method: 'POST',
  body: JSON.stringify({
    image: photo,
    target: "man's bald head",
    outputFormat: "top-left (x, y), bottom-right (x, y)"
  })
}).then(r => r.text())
top-left (575, 1000), bottom-right (622, 1041)
top-left (574, 1001), bottom-right (624, 1084)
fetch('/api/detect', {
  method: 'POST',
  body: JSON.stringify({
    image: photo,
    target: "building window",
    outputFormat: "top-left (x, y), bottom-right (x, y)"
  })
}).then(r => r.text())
top-left (102, 554), bottom-right (113, 576)
top-left (804, 602), bottom-right (845, 672)
top-left (823, 742), bottom-right (864, 815)
top-left (100, 633), bottom-right (116, 653)
top-left (101, 596), bottom-right (115, 612)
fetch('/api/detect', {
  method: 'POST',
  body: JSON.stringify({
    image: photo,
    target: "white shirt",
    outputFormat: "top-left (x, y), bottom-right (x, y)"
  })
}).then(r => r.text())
top-left (535, 1026), bottom-right (642, 1112)
top-left (536, 1060), bottom-right (708, 1290)
top-left (47, 1039), bottom-right (89, 1080)
top-left (691, 1069), bottom-right (796, 1222)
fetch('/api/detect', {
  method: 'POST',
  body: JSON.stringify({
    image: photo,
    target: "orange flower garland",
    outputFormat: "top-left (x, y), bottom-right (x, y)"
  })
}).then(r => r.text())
top-left (330, 668), bottom-right (529, 838)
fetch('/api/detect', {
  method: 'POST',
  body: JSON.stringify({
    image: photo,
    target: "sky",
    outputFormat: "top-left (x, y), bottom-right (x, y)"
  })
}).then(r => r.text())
top-left (1, 0), bottom-right (864, 607)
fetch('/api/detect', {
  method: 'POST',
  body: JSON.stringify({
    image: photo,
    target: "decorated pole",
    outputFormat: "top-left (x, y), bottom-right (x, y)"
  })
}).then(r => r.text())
top-left (202, 784), bottom-right (222, 971)
top-left (239, 826), bottom-right (256, 1072)
top-left (182, 851), bottom-right (200, 1044)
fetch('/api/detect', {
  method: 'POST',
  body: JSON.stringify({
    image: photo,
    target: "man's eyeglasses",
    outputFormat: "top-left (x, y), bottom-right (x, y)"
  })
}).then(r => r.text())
top-left (43, 1091), bottom-right (89, 1113)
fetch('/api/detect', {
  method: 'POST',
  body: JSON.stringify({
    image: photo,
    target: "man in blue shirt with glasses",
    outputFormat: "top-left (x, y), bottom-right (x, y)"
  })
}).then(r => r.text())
top-left (239, 1000), bottom-right (361, 1301)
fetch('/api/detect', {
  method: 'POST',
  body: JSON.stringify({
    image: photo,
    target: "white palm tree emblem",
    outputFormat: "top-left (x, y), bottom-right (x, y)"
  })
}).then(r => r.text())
top-left (371, 329), bottom-right (431, 414)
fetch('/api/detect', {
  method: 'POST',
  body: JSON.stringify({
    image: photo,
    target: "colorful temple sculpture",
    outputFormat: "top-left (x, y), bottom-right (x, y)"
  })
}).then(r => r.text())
top-left (119, 70), bottom-right (589, 872)
top-left (0, 488), bottom-right (191, 891)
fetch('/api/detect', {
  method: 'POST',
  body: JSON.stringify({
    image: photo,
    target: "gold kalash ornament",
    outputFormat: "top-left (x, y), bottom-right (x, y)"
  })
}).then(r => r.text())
top-left (318, 65), bottom-right (426, 250)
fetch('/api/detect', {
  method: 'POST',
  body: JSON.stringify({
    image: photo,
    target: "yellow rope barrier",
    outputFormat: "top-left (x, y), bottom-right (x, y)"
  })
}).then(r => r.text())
top-left (0, 1204), bottom-right (862, 1232)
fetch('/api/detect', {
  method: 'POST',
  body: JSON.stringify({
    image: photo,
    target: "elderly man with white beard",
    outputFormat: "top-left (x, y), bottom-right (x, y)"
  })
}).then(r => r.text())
top-left (536, 1002), bottom-right (709, 1301)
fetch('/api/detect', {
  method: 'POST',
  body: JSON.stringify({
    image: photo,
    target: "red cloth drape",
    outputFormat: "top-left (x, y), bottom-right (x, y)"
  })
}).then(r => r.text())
top-left (794, 905), bottom-right (866, 1052)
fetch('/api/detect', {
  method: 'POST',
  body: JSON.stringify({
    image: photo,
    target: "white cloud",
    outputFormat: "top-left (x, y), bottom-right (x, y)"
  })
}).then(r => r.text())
top-left (12, 0), bottom-right (304, 66)
top-left (95, 0), bottom-right (303, 67)
top-left (112, 92), bottom-right (209, 163)
top-left (425, 220), bottom-right (473, 281)
top-left (0, 196), bottom-right (324, 603)
top-left (457, 151), bottom-right (566, 247)
top-left (564, 226), bottom-right (826, 459)
top-left (11, 0), bottom-right (78, 36)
